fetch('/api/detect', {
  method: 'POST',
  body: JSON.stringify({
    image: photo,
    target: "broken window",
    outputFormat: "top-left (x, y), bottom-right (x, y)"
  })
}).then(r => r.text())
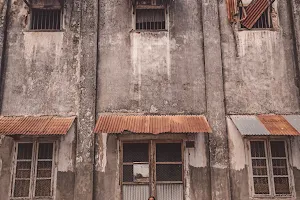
top-left (12, 141), bottom-right (55, 199)
top-left (226, 0), bottom-right (276, 29)
top-left (239, 5), bottom-right (272, 29)
top-left (26, 0), bottom-right (63, 30)
top-left (134, 0), bottom-right (167, 30)
top-left (249, 140), bottom-right (291, 197)
top-left (122, 141), bottom-right (183, 200)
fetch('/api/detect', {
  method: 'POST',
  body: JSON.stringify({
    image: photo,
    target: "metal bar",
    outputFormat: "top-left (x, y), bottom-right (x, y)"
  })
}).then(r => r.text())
top-left (23, 0), bottom-right (31, 7)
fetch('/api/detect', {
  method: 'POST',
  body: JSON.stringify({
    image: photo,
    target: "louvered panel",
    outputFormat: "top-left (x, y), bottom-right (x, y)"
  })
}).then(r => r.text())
top-left (157, 184), bottom-right (183, 200)
top-left (123, 185), bottom-right (149, 200)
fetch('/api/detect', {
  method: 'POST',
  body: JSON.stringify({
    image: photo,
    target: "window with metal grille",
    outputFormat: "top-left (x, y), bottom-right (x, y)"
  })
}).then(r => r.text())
top-left (239, 6), bottom-right (273, 29)
top-left (136, 9), bottom-right (165, 30)
top-left (121, 141), bottom-right (183, 199)
top-left (249, 140), bottom-right (291, 197)
top-left (30, 8), bottom-right (61, 30)
top-left (12, 142), bottom-right (55, 199)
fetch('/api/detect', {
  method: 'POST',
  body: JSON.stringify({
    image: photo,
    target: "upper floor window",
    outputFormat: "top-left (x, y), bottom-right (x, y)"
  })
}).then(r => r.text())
top-left (248, 140), bottom-right (292, 197)
top-left (11, 141), bottom-right (56, 199)
top-left (28, 0), bottom-right (63, 31)
top-left (239, 5), bottom-right (273, 29)
top-left (134, 0), bottom-right (167, 31)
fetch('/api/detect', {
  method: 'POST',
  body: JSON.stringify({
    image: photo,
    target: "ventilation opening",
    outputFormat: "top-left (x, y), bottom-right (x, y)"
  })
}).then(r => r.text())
top-left (31, 8), bottom-right (61, 30)
top-left (136, 9), bottom-right (165, 30)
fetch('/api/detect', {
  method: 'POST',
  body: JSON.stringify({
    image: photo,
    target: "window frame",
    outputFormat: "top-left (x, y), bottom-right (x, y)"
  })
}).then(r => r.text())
top-left (120, 140), bottom-right (184, 197)
top-left (10, 138), bottom-right (58, 200)
top-left (27, 0), bottom-right (64, 32)
top-left (238, 2), bottom-right (274, 31)
top-left (133, 0), bottom-right (169, 31)
top-left (245, 138), bottom-right (295, 199)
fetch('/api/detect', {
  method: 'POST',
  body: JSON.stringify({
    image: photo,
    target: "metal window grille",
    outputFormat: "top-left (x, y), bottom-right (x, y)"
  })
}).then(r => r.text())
top-left (136, 9), bottom-right (165, 30)
top-left (12, 142), bottom-right (55, 199)
top-left (122, 143), bottom-right (149, 183)
top-left (249, 140), bottom-right (291, 197)
top-left (31, 8), bottom-right (61, 30)
top-left (156, 143), bottom-right (182, 182)
top-left (239, 6), bottom-right (272, 29)
top-left (121, 141), bottom-right (183, 200)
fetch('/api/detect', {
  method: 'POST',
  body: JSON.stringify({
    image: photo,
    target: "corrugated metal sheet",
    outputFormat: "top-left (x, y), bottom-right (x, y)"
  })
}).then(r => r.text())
top-left (230, 115), bottom-right (270, 135)
top-left (230, 115), bottom-right (300, 136)
top-left (241, 0), bottom-right (271, 29)
top-left (123, 185), bottom-right (149, 200)
top-left (283, 115), bottom-right (300, 133)
top-left (226, 0), bottom-right (238, 22)
top-left (157, 184), bottom-right (183, 200)
top-left (94, 115), bottom-right (212, 134)
top-left (0, 116), bottom-right (75, 135)
top-left (257, 115), bottom-right (299, 135)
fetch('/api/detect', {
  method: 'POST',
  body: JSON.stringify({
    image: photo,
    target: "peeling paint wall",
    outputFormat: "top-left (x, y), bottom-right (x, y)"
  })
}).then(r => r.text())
top-left (227, 117), bottom-right (249, 200)
top-left (2, 0), bottom-right (80, 116)
top-left (0, 137), bottom-right (14, 200)
top-left (221, 0), bottom-right (300, 114)
top-left (98, 0), bottom-right (205, 114)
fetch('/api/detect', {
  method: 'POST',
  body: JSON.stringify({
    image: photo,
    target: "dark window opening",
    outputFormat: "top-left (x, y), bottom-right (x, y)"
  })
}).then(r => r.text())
top-left (250, 140), bottom-right (291, 196)
top-left (31, 8), bottom-right (61, 30)
top-left (13, 142), bottom-right (55, 198)
top-left (239, 6), bottom-right (273, 29)
top-left (136, 9), bottom-right (165, 30)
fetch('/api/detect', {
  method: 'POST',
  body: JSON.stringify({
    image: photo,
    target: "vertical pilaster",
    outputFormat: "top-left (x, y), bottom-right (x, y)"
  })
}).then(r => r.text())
top-left (74, 0), bottom-right (98, 199)
top-left (202, 0), bottom-right (231, 199)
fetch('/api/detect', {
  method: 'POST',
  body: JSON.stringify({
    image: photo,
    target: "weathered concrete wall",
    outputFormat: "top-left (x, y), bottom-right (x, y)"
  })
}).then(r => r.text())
top-left (227, 117), bottom-right (249, 200)
top-left (98, 0), bottom-right (205, 114)
top-left (291, 137), bottom-right (300, 200)
top-left (220, 0), bottom-right (300, 114)
top-left (1, 0), bottom-right (81, 116)
top-left (56, 124), bottom-right (76, 200)
top-left (0, 136), bottom-right (14, 200)
top-left (291, 0), bottom-right (300, 94)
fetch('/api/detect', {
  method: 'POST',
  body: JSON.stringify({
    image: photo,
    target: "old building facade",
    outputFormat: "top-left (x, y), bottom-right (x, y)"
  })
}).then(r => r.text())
top-left (0, 0), bottom-right (300, 200)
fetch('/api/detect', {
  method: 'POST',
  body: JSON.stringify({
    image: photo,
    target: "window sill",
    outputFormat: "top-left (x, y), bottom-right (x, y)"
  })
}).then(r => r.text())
top-left (23, 30), bottom-right (64, 33)
top-left (250, 195), bottom-right (295, 200)
top-left (131, 29), bottom-right (168, 33)
top-left (238, 28), bottom-right (277, 31)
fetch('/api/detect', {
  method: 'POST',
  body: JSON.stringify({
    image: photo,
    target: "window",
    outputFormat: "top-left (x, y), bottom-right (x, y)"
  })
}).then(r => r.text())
top-left (239, 6), bottom-right (272, 29)
top-left (134, 0), bottom-right (167, 30)
top-left (29, 0), bottom-right (62, 30)
top-left (11, 142), bottom-right (56, 199)
top-left (31, 8), bottom-right (61, 30)
top-left (121, 142), bottom-right (183, 200)
top-left (249, 140), bottom-right (292, 197)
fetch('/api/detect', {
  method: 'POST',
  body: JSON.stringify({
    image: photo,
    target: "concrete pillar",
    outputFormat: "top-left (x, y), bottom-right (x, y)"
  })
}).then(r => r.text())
top-left (202, 0), bottom-right (231, 200)
top-left (0, 0), bottom-right (8, 111)
top-left (290, 0), bottom-right (300, 93)
top-left (74, 0), bottom-right (98, 199)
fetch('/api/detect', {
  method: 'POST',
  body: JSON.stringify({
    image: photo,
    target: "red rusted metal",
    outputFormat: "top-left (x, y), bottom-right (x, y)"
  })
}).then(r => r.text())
top-left (241, 0), bottom-right (271, 29)
top-left (0, 116), bottom-right (75, 135)
top-left (94, 115), bottom-right (212, 134)
top-left (226, 0), bottom-right (238, 22)
top-left (257, 115), bottom-right (299, 135)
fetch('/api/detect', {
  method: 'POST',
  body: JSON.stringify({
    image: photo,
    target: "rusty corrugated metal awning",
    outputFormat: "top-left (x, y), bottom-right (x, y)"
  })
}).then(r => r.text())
top-left (94, 115), bottom-right (212, 134)
top-left (230, 115), bottom-right (300, 136)
top-left (0, 116), bottom-right (76, 135)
